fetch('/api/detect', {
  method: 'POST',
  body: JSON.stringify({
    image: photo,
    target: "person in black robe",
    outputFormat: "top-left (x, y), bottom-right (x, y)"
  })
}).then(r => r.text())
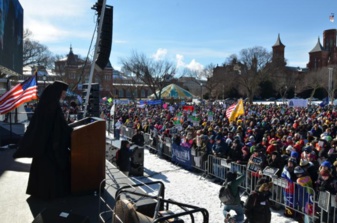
top-left (13, 81), bottom-right (73, 200)
top-left (116, 140), bottom-right (131, 176)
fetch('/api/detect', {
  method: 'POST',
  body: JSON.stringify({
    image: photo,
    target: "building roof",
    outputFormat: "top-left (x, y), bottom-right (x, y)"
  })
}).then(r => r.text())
top-left (273, 33), bottom-right (285, 47)
top-left (285, 66), bottom-right (309, 73)
top-left (309, 37), bottom-right (327, 53)
top-left (149, 83), bottom-right (195, 99)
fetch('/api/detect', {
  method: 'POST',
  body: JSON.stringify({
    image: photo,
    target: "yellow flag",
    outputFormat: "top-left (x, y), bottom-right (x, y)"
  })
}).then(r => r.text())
top-left (229, 99), bottom-right (245, 123)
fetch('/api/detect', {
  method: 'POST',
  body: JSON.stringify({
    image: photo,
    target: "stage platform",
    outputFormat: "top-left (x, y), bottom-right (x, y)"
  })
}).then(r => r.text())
top-left (0, 142), bottom-right (136, 223)
top-left (0, 121), bottom-right (25, 146)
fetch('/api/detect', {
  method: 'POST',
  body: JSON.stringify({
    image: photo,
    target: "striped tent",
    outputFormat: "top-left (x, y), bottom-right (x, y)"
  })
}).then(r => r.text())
top-left (149, 84), bottom-right (195, 99)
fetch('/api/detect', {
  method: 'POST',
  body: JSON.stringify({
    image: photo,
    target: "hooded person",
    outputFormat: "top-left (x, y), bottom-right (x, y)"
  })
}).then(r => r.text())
top-left (13, 81), bottom-right (73, 200)
top-left (244, 177), bottom-right (273, 223)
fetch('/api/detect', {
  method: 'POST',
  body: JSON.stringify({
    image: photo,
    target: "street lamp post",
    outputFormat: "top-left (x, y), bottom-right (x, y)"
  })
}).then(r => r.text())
top-left (42, 75), bottom-right (46, 90)
top-left (283, 86), bottom-right (287, 103)
top-left (328, 67), bottom-right (333, 105)
top-left (294, 85), bottom-right (297, 98)
top-left (200, 83), bottom-right (203, 99)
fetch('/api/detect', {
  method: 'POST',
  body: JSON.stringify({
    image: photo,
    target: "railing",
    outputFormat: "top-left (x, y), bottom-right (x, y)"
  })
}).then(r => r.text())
top-left (117, 125), bottom-right (336, 223)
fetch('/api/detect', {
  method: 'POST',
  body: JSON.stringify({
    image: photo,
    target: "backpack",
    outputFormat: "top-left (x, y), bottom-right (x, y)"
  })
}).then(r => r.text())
top-left (219, 182), bottom-right (236, 204)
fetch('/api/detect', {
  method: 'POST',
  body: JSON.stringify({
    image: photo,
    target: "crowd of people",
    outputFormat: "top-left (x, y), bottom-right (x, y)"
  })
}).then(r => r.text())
top-left (18, 95), bottom-right (337, 223)
top-left (109, 101), bottom-right (337, 223)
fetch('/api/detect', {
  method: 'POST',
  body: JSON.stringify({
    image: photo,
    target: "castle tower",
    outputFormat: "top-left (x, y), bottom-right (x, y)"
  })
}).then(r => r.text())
top-left (323, 29), bottom-right (337, 65)
top-left (272, 34), bottom-right (286, 66)
top-left (307, 37), bottom-right (329, 70)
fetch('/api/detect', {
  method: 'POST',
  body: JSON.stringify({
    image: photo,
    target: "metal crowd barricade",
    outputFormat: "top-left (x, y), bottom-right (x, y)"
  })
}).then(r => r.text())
top-left (269, 176), bottom-right (318, 223)
top-left (143, 133), bottom-right (152, 147)
top-left (245, 169), bottom-right (263, 194)
top-left (318, 191), bottom-right (337, 223)
top-left (205, 155), bottom-right (230, 181)
top-left (161, 137), bottom-right (172, 159)
top-left (229, 162), bottom-right (248, 191)
top-left (120, 125), bottom-right (126, 139)
top-left (120, 125), bottom-right (134, 140)
top-left (190, 147), bottom-right (208, 173)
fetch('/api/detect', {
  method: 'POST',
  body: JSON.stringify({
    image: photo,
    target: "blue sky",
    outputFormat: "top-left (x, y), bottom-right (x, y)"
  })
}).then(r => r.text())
top-left (20, 0), bottom-right (336, 75)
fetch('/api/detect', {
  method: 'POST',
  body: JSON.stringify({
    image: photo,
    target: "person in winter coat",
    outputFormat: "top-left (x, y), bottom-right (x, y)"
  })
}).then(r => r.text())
top-left (227, 138), bottom-right (243, 163)
top-left (281, 157), bottom-right (298, 218)
top-left (212, 134), bottom-right (229, 158)
top-left (267, 151), bottom-right (284, 177)
top-left (237, 146), bottom-right (250, 165)
top-left (244, 177), bottom-right (273, 223)
top-left (222, 171), bottom-right (246, 223)
top-left (294, 166), bottom-right (314, 223)
top-left (315, 169), bottom-right (337, 223)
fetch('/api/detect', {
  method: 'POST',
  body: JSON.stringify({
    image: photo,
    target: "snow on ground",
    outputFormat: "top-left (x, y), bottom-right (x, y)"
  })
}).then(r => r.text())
top-left (129, 149), bottom-right (295, 223)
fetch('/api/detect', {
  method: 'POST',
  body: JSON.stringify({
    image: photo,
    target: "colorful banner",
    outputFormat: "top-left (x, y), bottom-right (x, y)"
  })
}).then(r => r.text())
top-left (171, 143), bottom-right (192, 170)
top-left (182, 105), bottom-right (194, 112)
top-left (139, 99), bottom-right (162, 105)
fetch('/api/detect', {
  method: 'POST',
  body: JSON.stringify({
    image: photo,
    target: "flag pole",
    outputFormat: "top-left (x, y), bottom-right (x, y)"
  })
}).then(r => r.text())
top-left (6, 77), bottom-right (14, 148)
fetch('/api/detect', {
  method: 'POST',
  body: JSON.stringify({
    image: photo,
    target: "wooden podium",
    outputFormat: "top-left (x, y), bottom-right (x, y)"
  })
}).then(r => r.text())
top-left (69, 117), bottom-right (106, 194)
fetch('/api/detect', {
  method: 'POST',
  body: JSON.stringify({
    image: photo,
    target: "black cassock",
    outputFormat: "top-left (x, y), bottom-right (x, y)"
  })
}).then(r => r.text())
top-left (13, 81), bottom-right (72, 200)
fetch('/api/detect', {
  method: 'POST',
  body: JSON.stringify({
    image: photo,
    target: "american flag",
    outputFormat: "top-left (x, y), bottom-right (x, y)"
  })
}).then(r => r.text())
top-left (330, 13), bottom-right (334, 22)
top-left (0, 74), bottom-right (38, 115)
top-left (226, 102), bottom-right (237, 119)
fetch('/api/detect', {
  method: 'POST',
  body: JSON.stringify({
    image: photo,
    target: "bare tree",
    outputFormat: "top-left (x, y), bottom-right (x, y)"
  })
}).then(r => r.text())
top-left (270, 69), bottom-right (294, 99)
top-left (315, 66), bottom-right (337, 103)
top-left (23, 29), bottom-right (54, 68)
top-left (298, 68), bottom-right (325, 100)
top-left (232, 46), bottom-right (273, 102)
top-left (120, 51), bottom-right (176, 100)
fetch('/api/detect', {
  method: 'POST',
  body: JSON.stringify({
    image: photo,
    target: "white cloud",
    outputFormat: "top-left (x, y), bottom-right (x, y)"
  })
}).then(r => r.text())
top-left (28, 20), bottom-right (68, 43)
top-left (175, 54), bottom-right (185, 68)
top-left (152, 48), bottom-right (168, 61)
top-left (186, 59), bottom-right (204, 72)
top-left (21, 0), bottom-right (95, 44)
top-left (20, 0), bottom-right (90, 18)
top-left (175, 54), bottom-right (204, 72)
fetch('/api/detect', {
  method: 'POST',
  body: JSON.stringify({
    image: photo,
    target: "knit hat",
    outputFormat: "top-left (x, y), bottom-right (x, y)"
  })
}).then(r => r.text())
top-left (272, 151), bottom-right (279, 156)
top-left (291, 151), bottom-right (299, 158)
top-left (215, 134), bottom-right (222, 141)
top-left (300, 159), bottom-right (309, 167)
top-left (288, 157), bottom-right (297, 165)
top-left (303, 145), bottom-right (312, 153)
top-left (226, 172), bottom-right (237, 182)
top-left (294, 166), bottom-right (305, 175)
top-left (321, 161), bottom-right (332, 168)
top-left (256, 177), bottom-right (273, 192)
top-left (286, 145), bottom-right (294, 152)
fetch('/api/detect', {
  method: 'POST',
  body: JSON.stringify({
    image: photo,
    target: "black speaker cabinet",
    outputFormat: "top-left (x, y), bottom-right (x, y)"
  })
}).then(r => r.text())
top-left (129, 145), bottom-right (144, 176)
top-left (33, 208), bottom-right (90, 223)
top-left (95, 6), bottom-right (113, 71)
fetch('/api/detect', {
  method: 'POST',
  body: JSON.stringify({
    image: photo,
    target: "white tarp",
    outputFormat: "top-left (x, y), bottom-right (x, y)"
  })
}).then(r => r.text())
top-left (288, 98), bottom-right (308, 107)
